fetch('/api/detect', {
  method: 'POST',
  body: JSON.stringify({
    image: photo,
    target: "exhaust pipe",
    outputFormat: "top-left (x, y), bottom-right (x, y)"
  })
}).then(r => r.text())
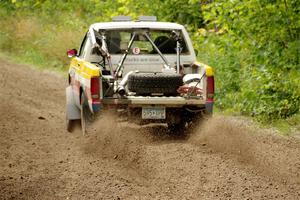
top-left (116, 71), bottom-right (136, 96)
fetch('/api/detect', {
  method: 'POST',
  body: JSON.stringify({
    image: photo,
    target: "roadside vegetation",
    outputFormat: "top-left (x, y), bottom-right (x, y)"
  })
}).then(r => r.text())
top-left (0, 0), bottom-right (299, 130)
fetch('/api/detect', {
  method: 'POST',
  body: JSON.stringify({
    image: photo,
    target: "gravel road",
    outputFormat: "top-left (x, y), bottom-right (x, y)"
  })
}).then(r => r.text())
top-left (0, 59), bottom-right (299, 199)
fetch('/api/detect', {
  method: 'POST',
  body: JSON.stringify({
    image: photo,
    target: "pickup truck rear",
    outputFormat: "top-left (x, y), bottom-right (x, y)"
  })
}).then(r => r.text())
top-left (65, 16), bottom-right (214, 135)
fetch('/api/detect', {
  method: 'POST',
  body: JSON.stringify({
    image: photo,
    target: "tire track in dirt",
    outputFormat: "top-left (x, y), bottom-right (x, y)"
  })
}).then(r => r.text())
top-left (0, 58), bottom-right (299, 199)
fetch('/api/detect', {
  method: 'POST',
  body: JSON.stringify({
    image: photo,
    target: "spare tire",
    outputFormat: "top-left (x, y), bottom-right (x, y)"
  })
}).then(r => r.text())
top-left (127, 73), bottom-right (183, 95)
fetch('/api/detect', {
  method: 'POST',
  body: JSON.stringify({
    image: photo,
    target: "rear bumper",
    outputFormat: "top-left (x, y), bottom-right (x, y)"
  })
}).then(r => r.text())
top-left (102, 96), bottom-right (206, 107)
top-left (96, 96), bottom-right (213, 124)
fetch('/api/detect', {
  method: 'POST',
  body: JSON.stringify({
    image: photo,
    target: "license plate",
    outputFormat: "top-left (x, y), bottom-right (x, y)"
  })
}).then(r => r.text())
top-left (142, 107), bottom-right (166, 119)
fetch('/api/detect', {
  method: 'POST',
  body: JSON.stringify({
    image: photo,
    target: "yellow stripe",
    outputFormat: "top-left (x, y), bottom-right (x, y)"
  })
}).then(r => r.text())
top-left (194, 61), bottom-right (214, 77)
top-left (205, 65), bottom-right (213, 77)
top-left (69, 58), bottom-right (101, 80)
top-left (81, 61), bottom-right (100, 77)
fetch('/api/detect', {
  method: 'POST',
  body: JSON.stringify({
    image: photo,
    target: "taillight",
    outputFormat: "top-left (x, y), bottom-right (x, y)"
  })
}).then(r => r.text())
top-left (206, 76), bottom-right (214, 101)
top-left (91, 77), bottom-right (100, 99)
top-left (177, 86), bottom-right (203, 95)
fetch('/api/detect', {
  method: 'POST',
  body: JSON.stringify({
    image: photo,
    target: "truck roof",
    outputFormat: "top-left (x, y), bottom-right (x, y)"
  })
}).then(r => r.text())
top-left (90, 21), bottom-right (185, 31)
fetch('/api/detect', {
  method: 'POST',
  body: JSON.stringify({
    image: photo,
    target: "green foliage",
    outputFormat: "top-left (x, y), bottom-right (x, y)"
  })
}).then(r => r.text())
top-left (199, 0), bottom-right (300, 121)
top-left (0, 0), bottom-right (299, 121)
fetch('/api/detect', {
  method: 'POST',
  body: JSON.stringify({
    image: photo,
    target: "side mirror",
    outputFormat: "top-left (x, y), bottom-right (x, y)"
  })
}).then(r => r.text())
top-left (67, 49), bottom-right (77, 58)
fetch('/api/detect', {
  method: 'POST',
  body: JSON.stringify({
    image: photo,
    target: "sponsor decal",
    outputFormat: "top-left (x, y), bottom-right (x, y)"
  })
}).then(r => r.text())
top-left (132, 47), bottom-right (140, 55)
top-left (125, 57), bottom-right (160, 62)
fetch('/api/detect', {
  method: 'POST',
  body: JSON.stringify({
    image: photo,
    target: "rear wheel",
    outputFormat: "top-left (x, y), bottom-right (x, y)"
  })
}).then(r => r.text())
top-left (66, 119), bottom-right (81, 133)
top-left (81, 106), bottom-right (86, 135)
top-left (167, 122), bottom-right (186, 135)
top-left (167, 108), bottom-right (209, 135)
top-left (66, 118), bottom-right (74, 132)
top-left (81, 94), bottom-right (94, 135)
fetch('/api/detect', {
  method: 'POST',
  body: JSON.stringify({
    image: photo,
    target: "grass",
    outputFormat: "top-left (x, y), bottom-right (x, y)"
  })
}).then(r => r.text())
top-left (215, 108), bottom-right (300, 136)
top-left (258, 114), bottom-right (300, 136)
top-left (0, 12), bottom-right (86, 72)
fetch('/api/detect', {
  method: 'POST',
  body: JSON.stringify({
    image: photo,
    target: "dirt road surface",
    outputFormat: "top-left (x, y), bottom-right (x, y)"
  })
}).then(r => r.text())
top-left (0, 59), bottom-right (300, 200)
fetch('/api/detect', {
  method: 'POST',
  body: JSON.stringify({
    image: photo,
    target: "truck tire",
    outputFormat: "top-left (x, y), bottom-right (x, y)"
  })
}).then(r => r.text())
top-left (81, 93), bottom-right (94, 135)
top-left (168, 122), bottom-right (186, 135)
top-left (66, 119), bottom-right (80, 133)
top-left (127, 73), bottom-right (183, 95)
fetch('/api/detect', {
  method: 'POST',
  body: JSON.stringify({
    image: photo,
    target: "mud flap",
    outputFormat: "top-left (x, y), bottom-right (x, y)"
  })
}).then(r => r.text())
top-left (66, 86), bottom-right (81, 120)
top-left (205, 101), bottom-right (213, 115)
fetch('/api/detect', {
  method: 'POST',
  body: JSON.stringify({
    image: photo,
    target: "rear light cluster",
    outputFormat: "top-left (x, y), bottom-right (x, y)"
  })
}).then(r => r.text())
top-left (206, 76), bottom-right (214, 101)
top-left (177, 86), bottom-right (203, 95)
top-left (90, 77), bottom-right (100, 100)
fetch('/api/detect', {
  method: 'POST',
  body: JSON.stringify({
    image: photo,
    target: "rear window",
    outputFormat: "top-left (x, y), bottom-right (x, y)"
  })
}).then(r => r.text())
top-left (104, 29), bottom-right (189, 55)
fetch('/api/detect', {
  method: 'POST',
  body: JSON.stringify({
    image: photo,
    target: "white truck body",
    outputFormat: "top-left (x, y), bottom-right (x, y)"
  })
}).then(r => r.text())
top-left (66, 17), bottom-right (214, 134)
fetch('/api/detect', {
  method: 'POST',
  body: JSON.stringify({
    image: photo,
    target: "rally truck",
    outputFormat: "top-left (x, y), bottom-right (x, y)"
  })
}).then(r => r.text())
top-left (66, 16), bottom-right (214, 135)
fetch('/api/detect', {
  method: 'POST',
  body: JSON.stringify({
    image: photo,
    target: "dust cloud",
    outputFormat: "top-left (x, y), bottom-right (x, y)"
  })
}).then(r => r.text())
top-left (189, 116), bottom-right (256, 163)
top-left (82, 111), bottom-right (150, 171)
top-left (82, 113), bottom-right (300, 186)
top-left (189, 115), bottom-right (300, 185)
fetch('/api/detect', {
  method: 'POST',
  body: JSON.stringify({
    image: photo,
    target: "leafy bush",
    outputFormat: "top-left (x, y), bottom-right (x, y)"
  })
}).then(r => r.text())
top-left (199, 0), bottom-right (300, 120)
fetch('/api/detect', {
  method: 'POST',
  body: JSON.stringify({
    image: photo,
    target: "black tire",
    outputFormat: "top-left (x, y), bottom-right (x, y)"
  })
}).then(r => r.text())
top-left (127, 73), bottom-right (183, 95)
top-left (66, 119), bottom-right (80, 133)
top-left (81, 94), bottom-right (94, 135)
top-left (66, 119), bottom-right (74, 132)
top-left (168, 122), bottom-right (186, 135)
top-left (81, 105), bottom-right (87, 135)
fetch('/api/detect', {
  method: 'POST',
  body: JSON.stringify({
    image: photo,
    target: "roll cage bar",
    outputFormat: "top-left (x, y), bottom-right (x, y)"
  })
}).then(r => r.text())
top-left (89, 28), bottom-right (182, 78)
